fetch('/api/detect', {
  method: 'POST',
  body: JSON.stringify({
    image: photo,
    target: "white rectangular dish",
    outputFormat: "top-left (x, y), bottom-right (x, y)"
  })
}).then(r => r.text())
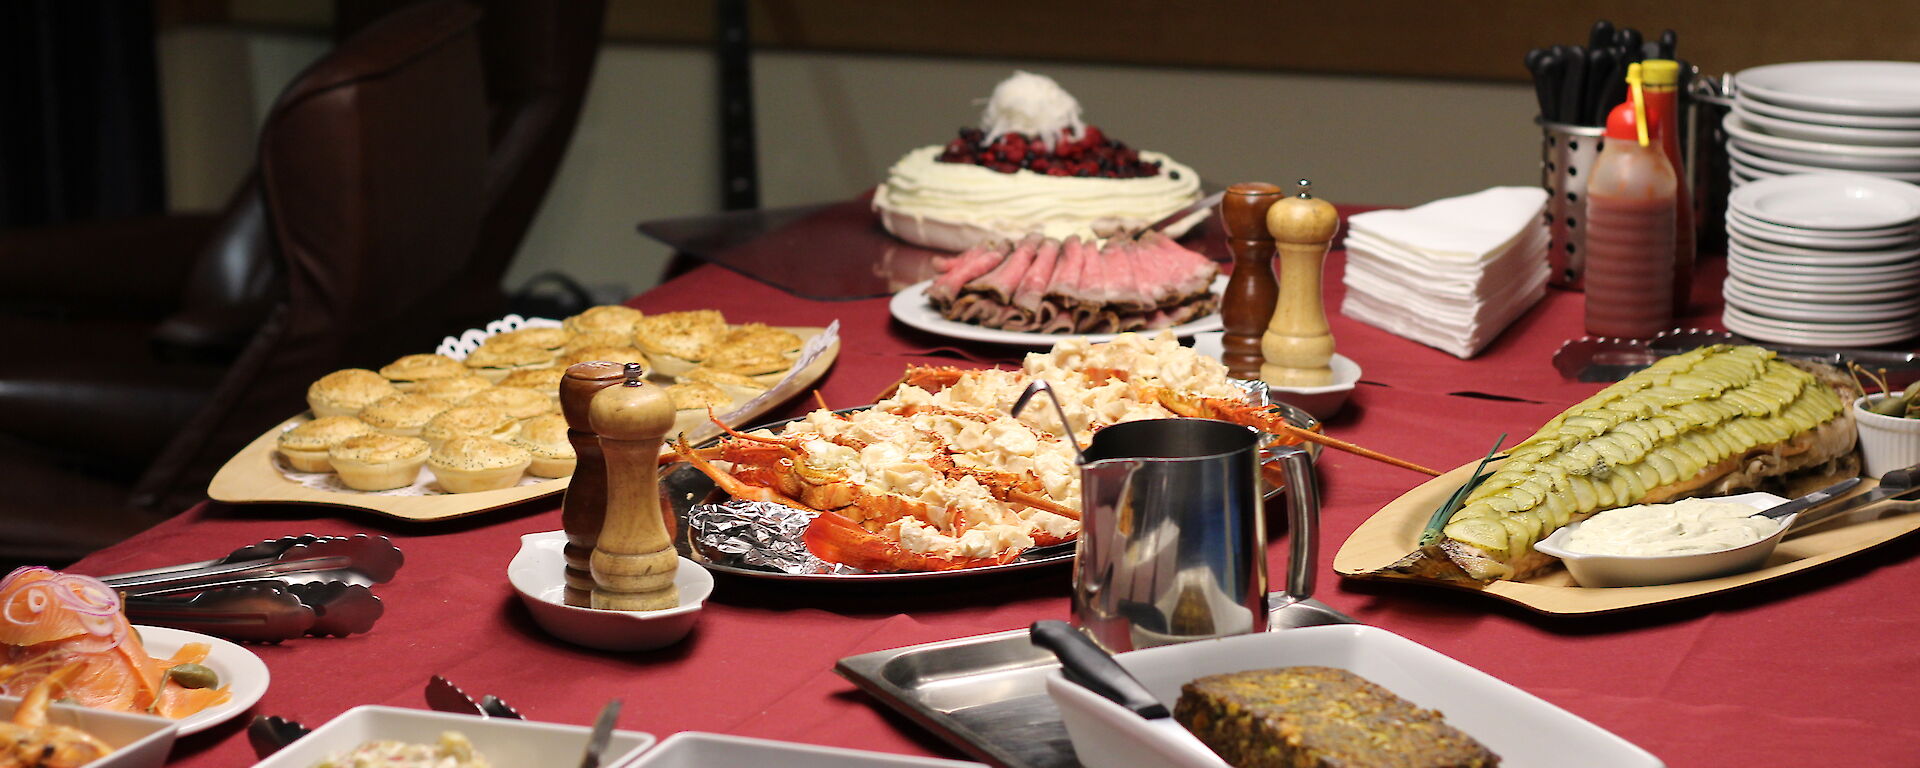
top-left (1046, 624), bottom-right (1662, 768)
top-left (627, 732), bottom-right (986, 767)
top-left (0, 695), bottom-right (178, 768)
top-left (247, 705), bottom-right (654, 768)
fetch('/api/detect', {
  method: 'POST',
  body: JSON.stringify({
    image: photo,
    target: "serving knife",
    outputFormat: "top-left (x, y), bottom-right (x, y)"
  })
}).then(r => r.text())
top-left (1758, 477), bottom-right (1861, 520)
top-left (1028, 621), bottom-right (1215, 757)
top-left (1785, 464), bottom-right (1920, 533)
top-left (1135, 189), bottom-right (1225, 239)
top-left (578, 699), bottom-right (622, 768)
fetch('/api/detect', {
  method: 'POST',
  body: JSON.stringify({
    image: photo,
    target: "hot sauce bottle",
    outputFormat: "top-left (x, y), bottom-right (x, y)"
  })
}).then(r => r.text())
top-left (1583, 64), bottom-right (1678, 339)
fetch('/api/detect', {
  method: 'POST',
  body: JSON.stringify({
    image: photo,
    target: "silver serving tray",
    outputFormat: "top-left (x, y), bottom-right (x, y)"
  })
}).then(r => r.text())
top-left (834, 597), bottom-right (1356, 768)
top-left (666, 400), bottom-right (1320, 583)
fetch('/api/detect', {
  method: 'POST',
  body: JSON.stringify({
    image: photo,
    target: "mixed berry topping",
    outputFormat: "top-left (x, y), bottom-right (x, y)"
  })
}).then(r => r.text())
top-left (936, 126), bottom-right (1166, 178)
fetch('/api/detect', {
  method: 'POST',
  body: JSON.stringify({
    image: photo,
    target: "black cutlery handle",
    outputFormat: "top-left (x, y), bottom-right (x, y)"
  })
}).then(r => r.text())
top-left (1030, 620), bottom-right (1170, 719)
top-left (1588, 19), bottom-right (1615, 52)
top-left (1560, 45), bottom-right (1588, 126)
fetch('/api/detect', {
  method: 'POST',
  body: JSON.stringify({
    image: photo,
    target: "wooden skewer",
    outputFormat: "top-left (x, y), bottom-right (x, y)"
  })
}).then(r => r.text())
top-left (1273, 423), bottom-right (1441, 476)
top-left (587, 363), bottom-right (681, 611)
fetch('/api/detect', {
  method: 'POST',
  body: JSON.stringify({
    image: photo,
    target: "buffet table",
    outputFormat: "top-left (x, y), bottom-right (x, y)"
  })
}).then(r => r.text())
top-left (70, 204), bottom-right (1919, 767)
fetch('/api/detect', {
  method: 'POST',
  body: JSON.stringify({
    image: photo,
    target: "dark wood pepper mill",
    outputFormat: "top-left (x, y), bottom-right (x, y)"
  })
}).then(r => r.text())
top-left (559, 361), bottom-right (627, 607)
top-left (1218, 182), bottom-right (1285, 379)
top-left (588, 362), bottom-right (680, 611)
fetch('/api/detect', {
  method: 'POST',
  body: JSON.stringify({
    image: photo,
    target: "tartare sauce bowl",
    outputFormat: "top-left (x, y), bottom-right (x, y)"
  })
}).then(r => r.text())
top-left (507, 530), bottom-right (713, 651)
top-left (1534, 492), bottom-right (1793, 588)
top-left (1855, 395), bottom-right (1920, 478)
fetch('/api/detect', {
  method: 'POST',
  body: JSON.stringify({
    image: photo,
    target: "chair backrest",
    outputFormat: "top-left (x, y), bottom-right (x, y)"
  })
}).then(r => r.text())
top-left (134, 0), bottom-right (491, 507)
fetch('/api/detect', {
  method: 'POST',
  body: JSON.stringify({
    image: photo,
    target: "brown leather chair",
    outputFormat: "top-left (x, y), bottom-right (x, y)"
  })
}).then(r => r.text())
top-left (0, 0), bottom-right (555, 567)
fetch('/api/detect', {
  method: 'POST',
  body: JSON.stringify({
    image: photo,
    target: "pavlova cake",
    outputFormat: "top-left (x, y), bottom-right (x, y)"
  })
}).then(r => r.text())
top-left (873, 71), bottom-right (1204, 252)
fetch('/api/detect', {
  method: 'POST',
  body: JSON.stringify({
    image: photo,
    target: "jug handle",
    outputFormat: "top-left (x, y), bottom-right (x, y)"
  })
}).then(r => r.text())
top-left (1270, 445), bottom-right (1318, 603)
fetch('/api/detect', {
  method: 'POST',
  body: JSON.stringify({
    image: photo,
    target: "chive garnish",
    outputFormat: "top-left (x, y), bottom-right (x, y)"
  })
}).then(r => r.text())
top-left (1419, 433), bottom-right (1506, 546)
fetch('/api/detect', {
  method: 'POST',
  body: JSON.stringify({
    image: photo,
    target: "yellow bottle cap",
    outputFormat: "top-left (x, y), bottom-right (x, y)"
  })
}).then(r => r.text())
top-left (1641, 59), bottom-right (1681, 86)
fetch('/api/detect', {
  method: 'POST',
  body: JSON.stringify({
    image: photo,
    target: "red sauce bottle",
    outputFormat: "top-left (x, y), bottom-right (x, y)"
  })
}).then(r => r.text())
top-left (1583, 90), bottom-right (1677, 339)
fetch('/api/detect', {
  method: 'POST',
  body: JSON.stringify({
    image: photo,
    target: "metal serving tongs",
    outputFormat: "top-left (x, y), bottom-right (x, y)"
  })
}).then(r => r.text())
top-left (1554, 328), bottom-right (1920, 384)
top-left (102, 534), bottom-right (401, 641)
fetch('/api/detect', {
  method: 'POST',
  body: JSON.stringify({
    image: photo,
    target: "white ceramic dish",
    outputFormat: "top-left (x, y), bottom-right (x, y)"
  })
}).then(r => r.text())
top-left (1045, 624), bottom-right (1662, 768)
top-left (1728, 118), bottom-right (1920, 168)
top-left (1728, 173), bottom-right (1920, 230)
top-left (1733, 103), bottom-right (1920, 147)
top-left (1855, 396), bottom-right (1920, 477)
top-left (1725, 272), bottom-right (1920, 302)
top-left (0, 695), bottom-right (178, 768)
top-left (1186, 332), bottom-right (1358, 419)
top-left (507, 531), bottom-right (712, 651)
top-left (1726, 209), bottom-right (1920, 239)
top-left (1738, 61), bottom-right (1920, 116)
top-left (1727, 142), bottom-right (1920, 182)
top-left (138, 625), bottom-right (270, 735)
top-left (1533, 492), bottom-right (1793, 588)
top-left (1727, 219), bottom-right (1918, 251)
top-left (1727, 230), bottom-right (1920, 266)
top-left (888, 276), bottom-right (1226, 347)
top-left (1724, 304), bottom-right (1919, 347)
top-left (627, 732), bottom-right (986, 767)
top-left (1723, 282), bottom-right (1920, 322)
top-left (1726, 245), bottom-right (1920, 282)
top-left (1739, 93), bottom-right (1920, 129)
top-left (247, 705), bottom-right (655, 768)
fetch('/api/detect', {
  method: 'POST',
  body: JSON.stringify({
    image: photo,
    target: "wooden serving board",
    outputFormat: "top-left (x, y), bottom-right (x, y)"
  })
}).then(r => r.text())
top-left (1333, 460), bottom-right (1920, 615)
top-left (207, 326), bottom-right (839, 521)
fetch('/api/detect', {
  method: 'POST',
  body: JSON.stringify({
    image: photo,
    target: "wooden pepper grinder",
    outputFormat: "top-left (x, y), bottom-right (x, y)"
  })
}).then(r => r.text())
top-left (559, 361), bottom-right (627, 607)
top-left (1218, 182), bottom-right (1285, 379)
top-left (1260, 179), bottom-right (1339, 387)
top-left (586, 363), bottom-right (681, 611)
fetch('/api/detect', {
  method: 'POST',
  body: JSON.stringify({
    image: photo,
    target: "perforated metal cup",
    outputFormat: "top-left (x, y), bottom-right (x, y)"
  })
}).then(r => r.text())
top-left (1540, 119), bottom-right (1606, 290)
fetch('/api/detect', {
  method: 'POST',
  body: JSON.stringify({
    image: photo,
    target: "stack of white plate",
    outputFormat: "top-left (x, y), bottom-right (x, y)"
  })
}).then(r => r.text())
top-left (1727, 61), bottom-right (1920, 189)
top-left (1723, 173), bottom-right (1920, 346)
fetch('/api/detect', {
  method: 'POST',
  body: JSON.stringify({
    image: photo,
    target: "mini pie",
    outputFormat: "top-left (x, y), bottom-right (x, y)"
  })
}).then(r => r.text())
top-left (514, 413), bottom-right (576, 478)
top-left (428, 436), bottom-right (532, 493)
top-left (562, 331), bottom-right (631, 356)
top-left (462, 386), bottom-right (555, 420)
top-left (484, 327), bottom-right (571, 355)
top-left (464, 343), bottom-right (555, 383)
top-left (722, 323), bottom-right (802, 354)
top-left (328, 433), bottom-right (430, 491)
top-left (422, 404), bottom-right (520, 450)
top-left (277, 416), bottom-right (375, 473)
top-left (561, 345), bottom-right (651, 370)
top-left (307, 369), bottom-right (400, 418)
top-left (678, 366), bottom-right (770, 392)
top-left (632, 310), bottom-right (728, 361)
top-left (666, 381), bottom-right (732, 412)
top-left (496, 367), bottom-right (566, 403)
top-left (702, 344), bottom-right (792, 376)
top-left (357, 393), bottom-right (452, 437)
top-left (411, 373), bottom-right (494, 402)
top-left (563, 305), bottom-right (645, 337)
top-left (378, 353), bottom-right (467, 390)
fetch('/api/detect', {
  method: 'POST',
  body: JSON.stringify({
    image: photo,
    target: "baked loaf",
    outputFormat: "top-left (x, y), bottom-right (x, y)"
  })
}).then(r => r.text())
top-left (1175, 666), bottom-right (1498, 768)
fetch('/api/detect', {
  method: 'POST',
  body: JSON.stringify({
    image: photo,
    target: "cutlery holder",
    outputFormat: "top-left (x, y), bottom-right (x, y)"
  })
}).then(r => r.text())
top-left (1688, 90), bottom-right (1734, 257)
top-left (1538, 119), bottom-right (1606, 290)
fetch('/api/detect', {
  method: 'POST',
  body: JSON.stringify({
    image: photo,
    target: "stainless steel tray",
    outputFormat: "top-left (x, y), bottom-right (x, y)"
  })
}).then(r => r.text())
top-left (834, 597), bottom-right (1356, 768)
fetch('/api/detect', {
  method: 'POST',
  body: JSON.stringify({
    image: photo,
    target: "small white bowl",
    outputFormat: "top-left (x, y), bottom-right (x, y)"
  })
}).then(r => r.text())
top-left (1533, 492), bottom-right (1794, 588)
top-left (507, 530), bottom-right (713, 651)
top-left (627, 732), bottom-right (986, 767)
top-left (1856, 395), bottom-right (1920, 476)
top-left (0, 696), bottom-right (178, 768)
top-left (1186, 333), bottom-right (1359, 419)
top-left (248, 705), bottom-right (654, 768)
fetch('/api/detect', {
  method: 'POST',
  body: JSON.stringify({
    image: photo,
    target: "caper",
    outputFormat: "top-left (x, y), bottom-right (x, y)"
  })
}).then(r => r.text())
top-left (165, 663), bottom-right (219, 690)
top-left (1870, 395), bottom-right (1910, 416)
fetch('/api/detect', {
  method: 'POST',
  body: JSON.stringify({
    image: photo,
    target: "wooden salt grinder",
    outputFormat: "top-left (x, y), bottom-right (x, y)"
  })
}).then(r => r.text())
top-left (559, 361), bottom-right (627, 607)
top-left (1218, 182), bottom-right (1285, 379)
top-left (588, 363), bottom-right (681, 611)
top-left (1259, 179), bottom-right (1339, 387)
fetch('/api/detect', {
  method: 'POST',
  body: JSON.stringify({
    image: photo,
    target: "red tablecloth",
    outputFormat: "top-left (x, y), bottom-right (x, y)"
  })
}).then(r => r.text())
top-left (68, 221), bottom-right (1920, 767)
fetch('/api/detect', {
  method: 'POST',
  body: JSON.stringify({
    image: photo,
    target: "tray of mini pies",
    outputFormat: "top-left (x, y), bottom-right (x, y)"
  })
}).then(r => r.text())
top-left (208, 307), bottom-right (840, 521)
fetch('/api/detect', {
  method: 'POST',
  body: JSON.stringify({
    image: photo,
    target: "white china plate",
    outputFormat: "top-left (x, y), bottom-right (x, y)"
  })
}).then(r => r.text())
top-left (1727, 118), bottom-right (1920, 168)
top-left (1725, 270), bottom-right (1920, 300)
top-left (1738, 93), bottom-right (1920, 129)
top-left (1723, 282), bottom-right (1920, 322)
top-left (1726, 246), bottom-right (1920, 282)
top-left (1727, 230), bottom-right (1920, 266)
top-left (627, 732), bottom-right (985, 767)
top-left (1727, 218), bottom-right (1918, 250)
top-left (1047, 625), bottom-right (1662, 768)
top-left (1733, 102), bottom-right (1920, 146)
top-left (889, 276), bottom-right (1225, 347)
top-left (247, 705), bottom-right (656, 768)
top-left (137, 625), bottom-right (269, 735)
top-left (1726, 208), bottom-right (1920, 239)
top-left (1724, 304), bottom-right (1919, 346)
top-left (1728, 142), bottom-right (1920, 182)
top-left (1738, 61), bottom-right (1920, 116)
top-left (1187, 332), bottom-right (1359, 419)
top-left (1728, 173), bottom-right (1920, 230)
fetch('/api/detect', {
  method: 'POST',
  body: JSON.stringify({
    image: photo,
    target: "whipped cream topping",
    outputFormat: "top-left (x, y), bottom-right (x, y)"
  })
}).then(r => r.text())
top-left (873, 145), bottom-right (1201, 243)
top-left (982, 71), bottom-right (1085, 150)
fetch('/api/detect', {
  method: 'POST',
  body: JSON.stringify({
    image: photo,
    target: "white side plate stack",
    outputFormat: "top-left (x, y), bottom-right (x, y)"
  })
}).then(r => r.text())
top-left (1723, 173), bottom-right (1920, 346)
top-left (1727, 61), bottom-right (1920, 190)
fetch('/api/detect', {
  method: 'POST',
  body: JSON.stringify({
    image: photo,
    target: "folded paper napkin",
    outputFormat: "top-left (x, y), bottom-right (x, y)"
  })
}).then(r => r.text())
top-left (1341, 187), bottom-right (1550, 358)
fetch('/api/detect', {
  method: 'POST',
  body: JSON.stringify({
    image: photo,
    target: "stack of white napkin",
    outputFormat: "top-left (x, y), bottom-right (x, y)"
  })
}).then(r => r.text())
top-left (1340, 186), bottom-right (1551, 358)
